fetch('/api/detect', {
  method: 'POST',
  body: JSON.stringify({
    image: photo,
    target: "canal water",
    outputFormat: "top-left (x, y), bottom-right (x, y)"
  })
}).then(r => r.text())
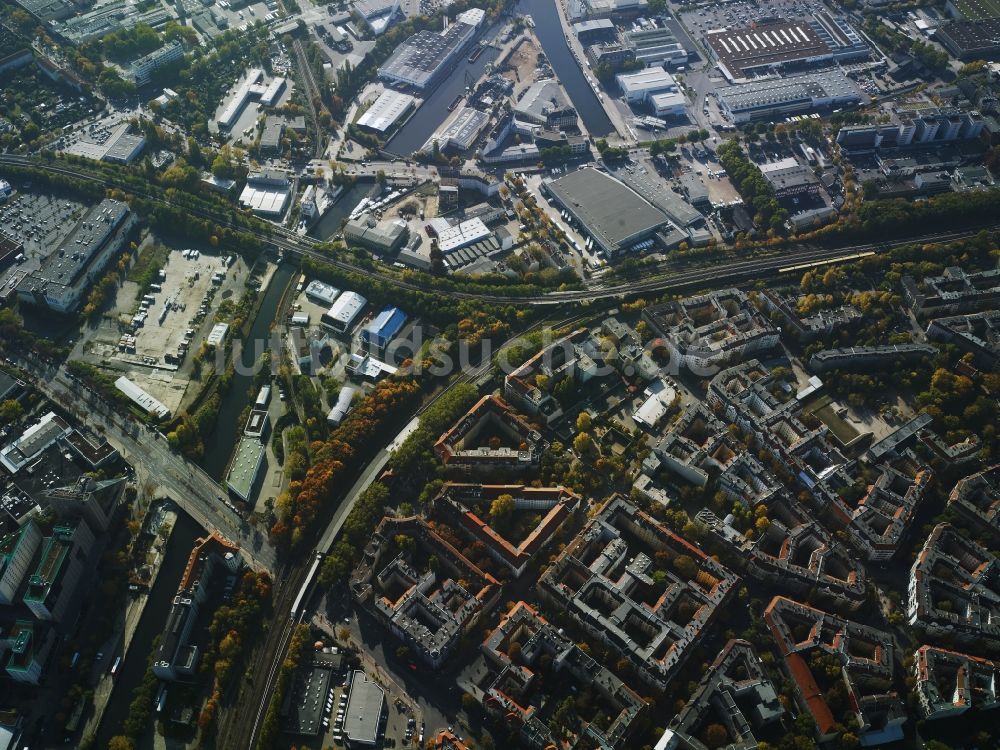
top-left (201, 262), bottom-right (296, 480)
top-left (384, 0), bottom-right (612, 157)
top-left (94, 509), bottom-right (203, 749)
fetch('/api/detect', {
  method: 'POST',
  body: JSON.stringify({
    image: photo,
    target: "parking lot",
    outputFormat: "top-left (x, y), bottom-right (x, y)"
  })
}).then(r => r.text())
top-left (680, 0), bottom-right (832, 49)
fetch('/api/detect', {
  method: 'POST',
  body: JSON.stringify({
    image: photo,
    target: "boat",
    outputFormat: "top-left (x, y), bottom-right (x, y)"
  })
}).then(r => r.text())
top-left (296, 184), bottom-right (343, 235)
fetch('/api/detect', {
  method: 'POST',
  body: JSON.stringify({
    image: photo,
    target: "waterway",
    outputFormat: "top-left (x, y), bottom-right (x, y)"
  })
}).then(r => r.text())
top-left (94, 508), bottom-right (203, 749)
top-left (384, 0), bottom-right (611, 156)
top-left (201, 262), bottom-right (296, 480)
top-left (515, 0), bottom-right (612, 136)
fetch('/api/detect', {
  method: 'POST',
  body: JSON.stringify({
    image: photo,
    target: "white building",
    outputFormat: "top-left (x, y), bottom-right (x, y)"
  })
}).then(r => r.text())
top-left (304, 280), bottom-right (340, 306)
top-left (0, 412), bottom-right (72, 474)
top-left (239, 172), bottom-right (291, 218)
top-left (128, 41), bottom-right (184, 86)
top-left (437, 217), bottom-right (491, 253)
top-left (114, 376), bottom-right (171, 419)
top-left (321, 291), bottom-right (367, 333)
top-left (207, 322), bottom-right (229, 347)
top-left (356, 89), bottom-right (416, 133)
top-left (617, 68), bottom-right (680, 104)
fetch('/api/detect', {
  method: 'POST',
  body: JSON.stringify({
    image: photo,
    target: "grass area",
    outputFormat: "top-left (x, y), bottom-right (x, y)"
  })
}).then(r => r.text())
top-left (126, 242), bottom-right (170, 299)
top-left (951, 0), bottom-right (1000, 20)
top-left (804, 394), bottom-right (861, 446)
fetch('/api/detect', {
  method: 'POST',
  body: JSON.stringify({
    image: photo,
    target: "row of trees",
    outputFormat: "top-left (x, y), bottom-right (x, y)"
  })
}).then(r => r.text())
top-left (716, 140), bottom-right (787, 232)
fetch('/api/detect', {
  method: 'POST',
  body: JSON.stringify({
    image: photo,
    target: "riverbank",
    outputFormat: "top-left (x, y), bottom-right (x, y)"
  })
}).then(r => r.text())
top-left (83, 504), bottom-right (178, 742)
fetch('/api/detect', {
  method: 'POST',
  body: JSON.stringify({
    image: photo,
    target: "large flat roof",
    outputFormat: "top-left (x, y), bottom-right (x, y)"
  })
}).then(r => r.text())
top-left (356, 89), bottom-right (416, 133)
top-left (344, 670), bottom-right (385, 745)
top-left (226, 436), bottom-right (264, 501)
top-left (718, 70), bottom-right (860, 113)
top-left (545, 168), bottom-right (670, 255)
top-left (708, 20), bottom-right (830, 76)
top-left (378, 20), bottom-right (477, 88)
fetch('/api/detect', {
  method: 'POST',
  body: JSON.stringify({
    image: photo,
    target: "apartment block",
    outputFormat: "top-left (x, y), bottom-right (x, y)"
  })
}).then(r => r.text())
top-left (764, 596), bottom-right (905, 745)
top-left (479, 601), bottom-right (645, 749)
top-left (907, 523), bottom-right (1000, 645)
top-left (0, 521), bottom-right (42, 606)
top-left (503, 329), bottom-right (600, 424)
top-left (914, 645), bottom-right (1000, 720)
top-left (947, 465), bottom-right (1000, 538)
top-left (431, 483), bottom-right (578, 578)
top-left (350, 516), bottom-right (501, 669)
top-left (539, 496), bottom-right (739, 691)
top-left (433, 395), bottom-right (546, 476)
top-left (643, 290), bottom-right (779, 374)
top-left (657, 639), bottom-right (784, 750)
top-left (902, 267), bottom-right (1000, 318)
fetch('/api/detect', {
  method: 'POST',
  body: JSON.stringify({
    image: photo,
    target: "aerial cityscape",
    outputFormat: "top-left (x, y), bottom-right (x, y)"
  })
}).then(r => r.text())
top-left (0, 0), bottom-right (998, 744)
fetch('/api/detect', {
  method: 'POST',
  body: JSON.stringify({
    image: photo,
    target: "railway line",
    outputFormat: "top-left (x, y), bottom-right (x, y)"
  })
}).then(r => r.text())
top-left (3, 154), bottom-right (996, 307)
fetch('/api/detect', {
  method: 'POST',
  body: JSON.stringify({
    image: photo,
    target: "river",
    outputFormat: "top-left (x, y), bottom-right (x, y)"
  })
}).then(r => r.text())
top-left (384, 0), bottom-right (611, 157)
top-left (94, 509), bottom-right (203, 749)
top-left (200, 262), bottom-right (296, 480)
top-left (309, 182), bottom-right (379, 242)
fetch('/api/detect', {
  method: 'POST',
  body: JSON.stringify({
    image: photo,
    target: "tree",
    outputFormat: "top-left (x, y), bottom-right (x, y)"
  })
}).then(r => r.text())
top-left (705, 724), bottom-right (729, 749)
top-left (576, 411), bottom-right (592, 433)
top-left (673, 554), bottom-right (698, 580)
top-left (489, 494), bottom-right (515, 525)
top-left (108, 738), bottom-right (135, 750)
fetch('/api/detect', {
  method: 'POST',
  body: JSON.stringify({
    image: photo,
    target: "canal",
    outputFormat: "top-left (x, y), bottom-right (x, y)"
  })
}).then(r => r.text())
top-left (201, 262), bottom-right (296, 480)
top-left (94, 508), bottom-right (203, 749)
top-left (384, 0), bottom-right (611, 156)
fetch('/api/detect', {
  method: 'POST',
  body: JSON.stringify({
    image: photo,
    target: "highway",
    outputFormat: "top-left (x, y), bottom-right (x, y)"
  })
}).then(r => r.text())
top-left (4, 350), bottom-right (278, 573)
top-left (4, 155), bottom-right (997, 308)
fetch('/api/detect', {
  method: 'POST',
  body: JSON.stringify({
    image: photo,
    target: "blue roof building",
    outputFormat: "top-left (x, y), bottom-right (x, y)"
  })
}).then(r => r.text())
top-left (361, 306), bottom-right (407, 352)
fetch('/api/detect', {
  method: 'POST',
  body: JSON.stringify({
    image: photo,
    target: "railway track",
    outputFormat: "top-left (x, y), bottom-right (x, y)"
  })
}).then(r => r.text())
top-left (2, 155), bottom-right (997, 307)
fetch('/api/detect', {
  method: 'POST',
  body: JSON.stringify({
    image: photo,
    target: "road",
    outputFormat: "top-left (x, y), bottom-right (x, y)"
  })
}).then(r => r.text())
top-left (5, 350), bottom-right (277, 573)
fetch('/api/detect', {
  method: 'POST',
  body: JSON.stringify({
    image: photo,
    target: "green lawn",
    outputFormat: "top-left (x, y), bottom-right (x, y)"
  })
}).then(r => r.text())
top-left (803, 394), bottom-right (862, 446)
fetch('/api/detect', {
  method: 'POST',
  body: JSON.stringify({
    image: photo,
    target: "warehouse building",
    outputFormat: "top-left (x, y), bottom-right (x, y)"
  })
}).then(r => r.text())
top-left (513, 79), bottom-right (578, 128)
top-left (708, 13), bottom-right (868, 81)
top-left (436, 217), bottom-right (492, 253)
top-left (572, 18), bottom-right (616, 44)
top-left (304, 280), bottom-right (339, 306)
top-left (343, 671), bottom-right (386, 747)
top-left (114, 376), bottom-right (170, 419)
top-left (616, 68), bottom-right (686, 116)
top-left (343, 216), bottom-right (409, 254)
top-left (717, 70), bottom-right (862, 123)
top-left (226, 436), bottom-right (265, 503)
top-left (360, 306), bottom-right (407, 354)
top-left (356, 89), bottom-right (416, 133)
top-left (936, 19), bottom-right (1000, 61)
top-left (543, 168), bottom-right (673, 258)
top-left (322, 291), bottom-right (367, 333)
top-left (625, 27), bottom-right (688, 67)
top-left (430, 106), bottom-right (490, 152)
top-left (16, 199), bottom-right (136, 314)
top-left (102, 131), bottom-right (146, 164)
top-left (378, 11), bottom-right (481, 91)
top-left (239, 172), bottom-right (291, 218)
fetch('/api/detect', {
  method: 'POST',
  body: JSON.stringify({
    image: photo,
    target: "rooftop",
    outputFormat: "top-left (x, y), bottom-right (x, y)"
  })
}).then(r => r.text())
top-left (344, 670), bottom-right (385, 745)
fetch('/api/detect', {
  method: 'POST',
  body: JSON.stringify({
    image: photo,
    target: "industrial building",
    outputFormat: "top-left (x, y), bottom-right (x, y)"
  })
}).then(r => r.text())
top-left (616, 68), bottom-right (686, 116)
top-left (579, 0), bottom-right (648, 20)
top-left (572, 18), bottom-right (616, 44)
top-left (343, 670), bottom-right (386, 747)
top-left (239, 172), bottom-right (291, 218)
top-left (101, 132), bottom-right (146, 164)
top-left (937, 19), bottom-right (1000, 61)
top-left (0, 412), bottom-right (73, 474)
top-left (431, 107), bottom-right (490, 151)
top-left (114, 376), bottom-right (170, 419)
top-left (624, 27), bottom-right (687, 67)
top-left (216, 70), bottom-right (287, 130)
top-left (543, 168), bottom-right (673, 257)
top-left (758, 157), bottom-right (822, 198)
top-left (435, 217), bottom-right (492, 254)
top-left (304, 280), bottom-right (339, 307)
top-left (225, 436), bottom-right (265, 503)
top-left (360, 306), bottom-right (407, 353)
top-left (513, 79), bottom-right (578, 128)
top-left (356, 89), bottom-right (416, 133)
top-left (377, 11), bottom-right (481, 91)
top-left (327, 386), bottom-right (358, 426)
top-left (127, 41), bottom-right (183, 86)
top-left (717, 70), bottom-right (862, 123)
top-left (16, 199), bottom-right (136, 314)
top-left (206, 322), bottom-right (229, 348)
top-left (707, 13), bottom-right (868, 80)
top-left (343, 216), bottom-right (409, 254)
top-left (321, 290), bottom-right (367, 333)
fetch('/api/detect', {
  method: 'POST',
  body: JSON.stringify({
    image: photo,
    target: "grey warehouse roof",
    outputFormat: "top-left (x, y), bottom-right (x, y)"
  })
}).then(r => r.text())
top-left (545, 169), bottom-right (671, 254)
top-left (718, 70), bottom-right (860, 113)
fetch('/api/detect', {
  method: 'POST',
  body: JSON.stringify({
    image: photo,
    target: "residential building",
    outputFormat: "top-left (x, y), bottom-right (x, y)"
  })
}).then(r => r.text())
top-left (153, 531), bottom-right (242, 680)
top-left (480, 601), bottom-right (645, 749)
top-left (765, 596), bottom-right (904, 745)
top-left (350, 516), bottom-right (501, 668)
top-left (0, 521), bottom-right (42, 606)
top-left (128, 41), bottom-right (183, 85)
top-left (0, 411), bottom-right (73, 474)
top-left (23, 521), bottom-right (96, 622)
top-left (642, 289), bottom-right (779, 373)
top-left (431, 483), bottom-right (578, 577)
top-left (657, 640), bottom-right (783, 750)
top-left (503, 329), bottom-right (599, 423)
top-left (433, 395), bottom-right (546, 476)
top-left (947, 465), bottom-right (1000, 538)
top-left (903, 267), bottom-right (1000, 318)
top-left (908, 523), bottom-right (1000, 645)
top-left (539, 496), bottom-right (739, 691)
top-left (914, 645), bottom-right (1000, 720)
top-left (808, 343), bottom-right (937, 372)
